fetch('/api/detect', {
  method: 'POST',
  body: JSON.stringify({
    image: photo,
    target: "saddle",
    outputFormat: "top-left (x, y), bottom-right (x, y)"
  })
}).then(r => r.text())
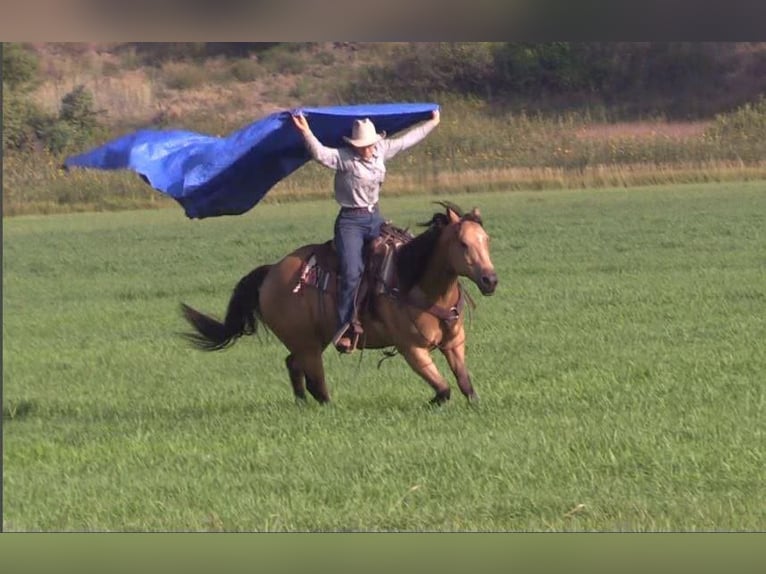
top-left (292, 222), bottom-right (414, 335)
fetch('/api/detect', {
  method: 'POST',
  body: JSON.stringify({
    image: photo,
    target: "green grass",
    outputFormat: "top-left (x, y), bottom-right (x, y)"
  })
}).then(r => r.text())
top-left (3, 182), bottom-right (765, 531)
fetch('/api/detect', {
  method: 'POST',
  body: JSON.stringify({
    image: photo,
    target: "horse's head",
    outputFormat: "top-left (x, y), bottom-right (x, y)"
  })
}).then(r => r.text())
top-left (437, 202), bottom-right (498, 295)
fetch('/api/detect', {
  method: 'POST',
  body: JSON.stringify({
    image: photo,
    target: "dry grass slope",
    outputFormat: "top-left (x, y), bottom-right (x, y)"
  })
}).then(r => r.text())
top-left (5, 43), bottom-right (766, 217)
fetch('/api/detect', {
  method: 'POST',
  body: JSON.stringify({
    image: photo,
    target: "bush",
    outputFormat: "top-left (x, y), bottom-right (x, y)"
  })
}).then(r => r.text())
top-left (59, 85), bottom-right (100, 132)
top-left (229, 58), bottom-right (262, 82)
top-left (2, 43), bottom-right (40, 91)
top-left (342, 43), bottom-right (496, 102)
top-left (37, 120), bottom-right (78, 154)
top-left (3, 84), bottom-right (103, 153)
top-left (342, 42), bottom-right (743, 118)
top-left (703, 96), bottom-right (766, 162)
top-left (289, 77), bottom-right (313, 101)
top-left (492, 44), bottom-right (615, 98)
top-left (161, 61), bottom-right (208, 90)
top-left (259, 46), bottom-right (308, 75)
top-left (2, 92), bottom-right (44, 151)
top-left (316, 51), bottom-right (336, 66)
top-left (3, 43), bottom-right (46, 151)
top-left (48, 85), bottom-right (103, 151)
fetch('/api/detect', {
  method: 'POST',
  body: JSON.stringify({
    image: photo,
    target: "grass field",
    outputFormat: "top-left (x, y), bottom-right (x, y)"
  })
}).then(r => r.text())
top-left (3, 182), bottom-right (765, 531)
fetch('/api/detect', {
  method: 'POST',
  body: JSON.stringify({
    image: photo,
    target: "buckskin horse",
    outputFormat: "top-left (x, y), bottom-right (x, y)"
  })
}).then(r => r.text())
top-left (180, 201), bottom-right (498, 405)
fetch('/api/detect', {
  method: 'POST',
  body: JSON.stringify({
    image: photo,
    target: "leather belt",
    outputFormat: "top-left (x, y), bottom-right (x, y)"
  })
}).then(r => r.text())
top-left (340, 203), bottom-right (378, 214)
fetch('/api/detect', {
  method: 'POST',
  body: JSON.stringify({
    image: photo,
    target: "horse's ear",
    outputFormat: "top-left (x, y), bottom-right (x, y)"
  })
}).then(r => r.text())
top-left (470, 207), bottom-right (481, 219)
top-left (435, 200), bottom-right (464, 224)
top-left (447, 206), bottom-right (461, 224)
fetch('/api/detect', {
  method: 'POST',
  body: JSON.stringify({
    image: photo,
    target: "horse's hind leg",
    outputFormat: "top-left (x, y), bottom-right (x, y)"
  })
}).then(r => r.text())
top-left (285, 354), bottom-right (307, 402)
top-left (296, 350), bottom-right (331, 404)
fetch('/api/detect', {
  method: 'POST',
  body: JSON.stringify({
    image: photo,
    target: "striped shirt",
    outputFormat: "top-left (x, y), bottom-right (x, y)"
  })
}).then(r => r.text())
top-left (302, 118), bottom-right (439, 208)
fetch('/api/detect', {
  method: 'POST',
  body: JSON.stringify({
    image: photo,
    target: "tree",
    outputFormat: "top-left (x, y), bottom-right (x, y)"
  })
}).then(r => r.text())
top-left (59, 84), bottom-right (100, 134)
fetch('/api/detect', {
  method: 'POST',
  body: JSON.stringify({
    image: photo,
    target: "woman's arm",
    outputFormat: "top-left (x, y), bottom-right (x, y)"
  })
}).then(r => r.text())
top-left (382, 109), bottom-right (440, 160)
top-left (291, 113), bottom-right (341, 170)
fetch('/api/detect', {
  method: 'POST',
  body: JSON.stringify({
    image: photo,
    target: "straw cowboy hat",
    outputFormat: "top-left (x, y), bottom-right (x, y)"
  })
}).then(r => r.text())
top-left (343, 118), bottom-right (385, 148)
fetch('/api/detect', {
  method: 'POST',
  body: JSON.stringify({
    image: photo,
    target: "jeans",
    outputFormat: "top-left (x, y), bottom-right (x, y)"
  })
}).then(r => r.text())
top-left (334, 206), bottom-right (385, 332)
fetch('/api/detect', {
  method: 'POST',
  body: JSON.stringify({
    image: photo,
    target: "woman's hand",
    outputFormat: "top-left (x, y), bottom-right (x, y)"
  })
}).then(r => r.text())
top-left (432, 109), bottom-right (440, 124)
top-left (291, 112), bottom-right (311, 135)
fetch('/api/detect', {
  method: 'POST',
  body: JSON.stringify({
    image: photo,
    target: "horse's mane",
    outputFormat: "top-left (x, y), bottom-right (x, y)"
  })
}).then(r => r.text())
top-left (395, 201), bottom-right (483, 293)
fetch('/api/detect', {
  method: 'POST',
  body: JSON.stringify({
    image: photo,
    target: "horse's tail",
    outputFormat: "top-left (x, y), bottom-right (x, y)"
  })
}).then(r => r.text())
top-left (180, 264), bottom-right (272, 351)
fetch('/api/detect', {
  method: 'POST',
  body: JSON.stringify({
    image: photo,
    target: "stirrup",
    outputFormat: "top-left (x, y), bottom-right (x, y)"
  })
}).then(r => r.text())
top-left (332, 324), bottom-right (360, 354)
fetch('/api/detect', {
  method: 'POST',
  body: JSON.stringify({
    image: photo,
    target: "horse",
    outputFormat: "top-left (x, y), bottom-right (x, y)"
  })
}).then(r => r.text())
top-left (180, 201), bottom-right (498, 405)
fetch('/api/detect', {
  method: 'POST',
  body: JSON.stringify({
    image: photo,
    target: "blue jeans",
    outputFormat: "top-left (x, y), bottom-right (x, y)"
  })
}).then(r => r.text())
top-left (334, 207), bottom-right (385, 332)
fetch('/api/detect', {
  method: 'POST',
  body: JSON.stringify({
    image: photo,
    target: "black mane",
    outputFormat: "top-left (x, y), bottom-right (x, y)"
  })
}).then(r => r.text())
top-left (395, 221), bottom-right (443, 293)
top-left (395, 202), bottom-right (482, 293)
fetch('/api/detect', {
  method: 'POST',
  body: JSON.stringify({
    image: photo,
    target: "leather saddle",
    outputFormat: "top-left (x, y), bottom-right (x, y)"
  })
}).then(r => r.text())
top-left (293, 222), bottom-right (414, 333)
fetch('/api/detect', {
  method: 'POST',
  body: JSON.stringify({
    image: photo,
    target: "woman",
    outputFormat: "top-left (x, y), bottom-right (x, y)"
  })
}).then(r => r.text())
top-left (291, 108), bottom-right (440, 353)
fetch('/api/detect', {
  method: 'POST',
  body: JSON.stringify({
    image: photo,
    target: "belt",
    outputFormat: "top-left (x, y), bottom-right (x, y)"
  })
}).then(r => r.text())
top-left (340, 203), bottom-right (378, 214)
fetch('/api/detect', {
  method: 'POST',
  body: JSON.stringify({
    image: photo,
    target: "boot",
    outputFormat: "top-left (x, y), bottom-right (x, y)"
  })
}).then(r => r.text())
top-left (332, 324), bottom-right (356, 354)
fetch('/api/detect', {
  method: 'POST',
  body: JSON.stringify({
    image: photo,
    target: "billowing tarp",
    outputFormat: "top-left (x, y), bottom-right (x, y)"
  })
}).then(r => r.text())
top-left (64, 103), bottom-right (439, 219)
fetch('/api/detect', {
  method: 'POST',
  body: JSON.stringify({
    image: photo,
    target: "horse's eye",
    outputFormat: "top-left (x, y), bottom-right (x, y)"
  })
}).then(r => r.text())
top-left (460, 240), bottom-right (469, 250)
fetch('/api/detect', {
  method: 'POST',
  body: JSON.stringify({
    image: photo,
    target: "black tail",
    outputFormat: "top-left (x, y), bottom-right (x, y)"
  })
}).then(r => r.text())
top-left (180, 264), bottom-right (272, 351)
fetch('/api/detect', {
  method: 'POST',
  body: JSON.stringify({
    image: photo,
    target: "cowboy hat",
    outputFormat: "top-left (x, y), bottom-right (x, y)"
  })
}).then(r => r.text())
top-left (343, 118), bottom-right (385, 148)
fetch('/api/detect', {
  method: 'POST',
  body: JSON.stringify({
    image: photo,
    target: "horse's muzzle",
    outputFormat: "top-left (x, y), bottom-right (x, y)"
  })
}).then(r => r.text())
top-left (478, 271), bottom-right (498, 295)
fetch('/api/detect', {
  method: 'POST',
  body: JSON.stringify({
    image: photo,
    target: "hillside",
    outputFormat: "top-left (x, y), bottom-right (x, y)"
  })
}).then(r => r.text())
top-left (25, 43), bottom-right (401, 135)
top-left (22, 42), bottom-right (766, 134)
top-left (3, 42), bottom-right (766, 216)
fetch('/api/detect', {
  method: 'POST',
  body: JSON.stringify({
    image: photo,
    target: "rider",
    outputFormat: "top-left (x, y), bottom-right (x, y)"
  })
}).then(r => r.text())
top-left (291, 108), bottom-right (441, 353)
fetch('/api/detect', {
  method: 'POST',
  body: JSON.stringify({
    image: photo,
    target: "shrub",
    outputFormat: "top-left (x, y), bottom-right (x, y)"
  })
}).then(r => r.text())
top-left (3, 43), bottom-right (46, 151)
top-left (259, 46), bottom-right (307, 75)
top-left (59, 85), bottom-right (100, 132)
top-left (316, 51), bottom-right (336, 66)
top-left (2, 43), bottom-right (40, 91)
top-left (3, 84), bottom-right (104, 153)
top-left (289, 78), bottom-right (313, 101)
top-left (342, 43), bottom-right (496, 102)
top-left (101, 60), bottom-right (122, 77)
top-left (161, 61), bottom-right (208, 90)
top-left (703, 96), bottom-right (766, 162)
top-left (229, 58), bottom-right (262, 82)
top-left (45, 84), bottom-right (103, 151)
top-left (342, 42), bottom-right (744, 118)
top-left (37, 120), bottom-right (78, 154)
top-left (2, 92), bottom-right (44, 151)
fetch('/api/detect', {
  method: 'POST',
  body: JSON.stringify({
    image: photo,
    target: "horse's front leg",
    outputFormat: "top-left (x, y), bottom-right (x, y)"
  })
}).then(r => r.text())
top-left (399, 346), bottom-right (452, 405)
top-left (440, 326), bottom-right (478, 402)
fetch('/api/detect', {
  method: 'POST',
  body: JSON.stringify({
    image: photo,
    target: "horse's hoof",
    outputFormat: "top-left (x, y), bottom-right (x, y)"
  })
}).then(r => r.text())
top-left (467, 392), bottom-right (480, 404)
top-left (429, 391), bottom-right (451, 406)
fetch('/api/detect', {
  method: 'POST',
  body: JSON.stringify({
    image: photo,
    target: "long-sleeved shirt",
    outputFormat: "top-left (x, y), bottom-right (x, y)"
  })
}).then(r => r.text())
top-left (303, 118), bottom-right (439, 208)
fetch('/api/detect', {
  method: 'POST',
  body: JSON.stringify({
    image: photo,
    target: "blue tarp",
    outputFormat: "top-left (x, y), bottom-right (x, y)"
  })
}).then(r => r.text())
top-left (64, 102), bottom-right (439, 219)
